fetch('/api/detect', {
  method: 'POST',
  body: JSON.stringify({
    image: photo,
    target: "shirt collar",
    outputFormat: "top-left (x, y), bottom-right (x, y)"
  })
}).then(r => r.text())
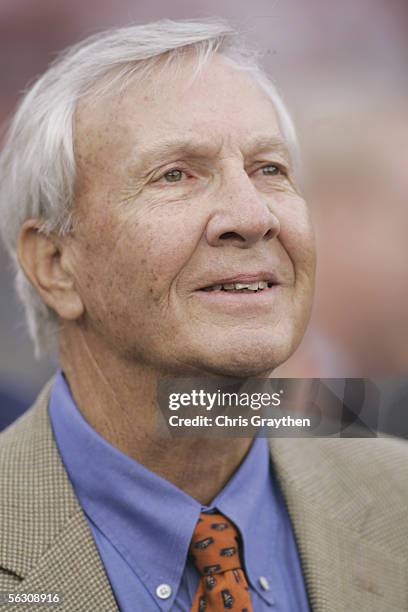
top-left (210, 431), bottom-right (278, 604)
top-left (49, 371), bottom-right (277, 607)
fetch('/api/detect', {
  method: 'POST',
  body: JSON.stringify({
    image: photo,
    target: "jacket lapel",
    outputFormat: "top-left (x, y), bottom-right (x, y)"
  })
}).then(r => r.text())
top-left (269, 437), bottom-right (407, 611)
top-left (0, 381), bottom-right (118, 611)
top-left (19, 509), bottom-right (118, 611)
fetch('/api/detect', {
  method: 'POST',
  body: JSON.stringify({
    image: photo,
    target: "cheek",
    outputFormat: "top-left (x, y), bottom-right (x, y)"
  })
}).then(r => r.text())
top-left (275, 195), bottom-right (316, 276)
top-left (94, 206), bottom-right (203, 307)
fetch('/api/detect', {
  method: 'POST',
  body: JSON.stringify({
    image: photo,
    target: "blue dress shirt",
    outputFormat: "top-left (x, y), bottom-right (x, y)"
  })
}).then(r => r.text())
top-left (48, 372), bottom-right (309, 611)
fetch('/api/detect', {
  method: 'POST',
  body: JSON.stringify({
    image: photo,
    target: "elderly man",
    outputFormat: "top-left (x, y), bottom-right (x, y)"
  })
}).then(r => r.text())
top-left (0, 19), bottom-right (407, 612)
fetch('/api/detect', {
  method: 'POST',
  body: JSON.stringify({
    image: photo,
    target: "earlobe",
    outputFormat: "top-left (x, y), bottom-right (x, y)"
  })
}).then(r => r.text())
top-left (16, 219), bottom-right (84, 321)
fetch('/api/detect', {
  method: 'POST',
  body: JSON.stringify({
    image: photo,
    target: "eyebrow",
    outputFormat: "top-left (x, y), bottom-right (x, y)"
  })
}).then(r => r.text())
top-left (244, 135), bottom-right (292, 163)
top-left (130, 134), bottom-right (292, 174)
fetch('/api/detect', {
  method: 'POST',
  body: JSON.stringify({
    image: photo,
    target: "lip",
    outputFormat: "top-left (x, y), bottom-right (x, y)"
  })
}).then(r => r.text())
top-left (197, 271), bottom-right (279, 291)
top-left (194, 283), bottom-right (282, 310)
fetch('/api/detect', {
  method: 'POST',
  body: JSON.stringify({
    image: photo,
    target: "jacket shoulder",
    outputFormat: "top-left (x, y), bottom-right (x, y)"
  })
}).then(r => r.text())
top-left (0, 378), bottom-right (54, 451)
top-left (271, 434), bottom-right (408, 556)
top-left (316, 435), bottom-right (408, 483)
top-left (0, 377), bottom-right (79, 579)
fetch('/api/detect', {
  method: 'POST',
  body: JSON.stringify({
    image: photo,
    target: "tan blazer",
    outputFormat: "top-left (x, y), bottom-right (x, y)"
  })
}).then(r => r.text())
top-left (0, 380), bottom-right (407, 611)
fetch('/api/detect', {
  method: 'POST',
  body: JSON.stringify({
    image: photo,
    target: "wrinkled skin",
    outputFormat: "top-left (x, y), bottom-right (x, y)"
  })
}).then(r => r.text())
top-left (68, 54), bottom-right (316, 378)
top-left (18, 53), bottom-right (316, 502)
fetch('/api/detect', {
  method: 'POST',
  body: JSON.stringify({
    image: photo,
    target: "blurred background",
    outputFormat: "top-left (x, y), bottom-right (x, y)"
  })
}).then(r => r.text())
top-left (0, 0), bottom-right (407, 432)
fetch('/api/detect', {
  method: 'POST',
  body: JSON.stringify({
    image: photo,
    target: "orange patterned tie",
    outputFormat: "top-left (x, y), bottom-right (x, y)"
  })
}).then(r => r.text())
top-left (189, 511), bottom-right (253, 612)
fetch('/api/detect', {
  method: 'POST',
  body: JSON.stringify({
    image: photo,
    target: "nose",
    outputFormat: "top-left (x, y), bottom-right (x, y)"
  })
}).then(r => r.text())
top-left (205, 173), bottom-right (281, 248)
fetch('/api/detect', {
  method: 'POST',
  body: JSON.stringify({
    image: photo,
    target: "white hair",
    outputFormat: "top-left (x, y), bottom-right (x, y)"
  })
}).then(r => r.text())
top-left (0, 18), bottom-right (300, 358)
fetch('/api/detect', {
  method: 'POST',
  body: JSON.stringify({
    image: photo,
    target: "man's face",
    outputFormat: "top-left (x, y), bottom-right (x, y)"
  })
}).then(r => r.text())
top-left (69, 54), bottom-right (315, 376)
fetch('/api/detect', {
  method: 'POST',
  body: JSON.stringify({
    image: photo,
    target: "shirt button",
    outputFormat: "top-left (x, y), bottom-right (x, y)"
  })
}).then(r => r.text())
top-left (156, 584), bottom-right (172, 600)
top-left (259, 576), bottom-right (270, 591)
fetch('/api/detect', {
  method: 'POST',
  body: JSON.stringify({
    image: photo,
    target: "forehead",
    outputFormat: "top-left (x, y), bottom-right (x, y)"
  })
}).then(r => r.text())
top-left (75, 54), bottom-right (285, 169)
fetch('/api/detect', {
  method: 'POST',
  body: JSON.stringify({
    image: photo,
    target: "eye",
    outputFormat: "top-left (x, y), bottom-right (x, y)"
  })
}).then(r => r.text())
top-left (260, 164), bottom-right (281, 176)
top-left (163, 169), bottom-right (184, 182)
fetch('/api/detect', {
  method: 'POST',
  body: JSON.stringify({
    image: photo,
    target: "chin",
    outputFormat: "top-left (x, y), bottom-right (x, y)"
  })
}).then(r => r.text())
top-left (190, 334), bottom-right (298, 379)
top-left (205, 361), bottom-right (276, 379)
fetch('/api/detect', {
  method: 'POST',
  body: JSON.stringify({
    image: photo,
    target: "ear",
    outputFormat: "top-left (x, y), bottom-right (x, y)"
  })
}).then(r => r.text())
top-left (17, 219), bottom-right (84, 321)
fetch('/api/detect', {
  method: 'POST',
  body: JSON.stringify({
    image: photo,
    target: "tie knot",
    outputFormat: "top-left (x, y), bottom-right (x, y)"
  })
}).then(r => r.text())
top-left (189, 511), bottom-right (242, 576)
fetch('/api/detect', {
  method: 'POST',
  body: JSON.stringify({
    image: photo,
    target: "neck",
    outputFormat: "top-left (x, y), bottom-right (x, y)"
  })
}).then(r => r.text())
top-left (59, 329), bottom-right (253, 505)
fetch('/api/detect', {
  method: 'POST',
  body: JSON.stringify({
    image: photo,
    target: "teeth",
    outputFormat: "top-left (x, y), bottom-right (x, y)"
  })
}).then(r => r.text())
top-left (202, 280), bottom-right (272, 292)
top-left (221, 281), bottom-right (270, 291)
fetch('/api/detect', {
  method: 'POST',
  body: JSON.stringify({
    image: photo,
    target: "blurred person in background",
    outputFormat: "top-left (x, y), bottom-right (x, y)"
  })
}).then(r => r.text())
top-left (275, 102), bottom-right (408, 437)
top-left (278, 102), bottom-right (408, 378)
top-left (0, 19), bottom-right (407, 612)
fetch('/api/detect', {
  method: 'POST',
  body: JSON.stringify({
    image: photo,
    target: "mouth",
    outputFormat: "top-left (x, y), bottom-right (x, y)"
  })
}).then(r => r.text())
top-left (198, 274), bottom-right (278, 294)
